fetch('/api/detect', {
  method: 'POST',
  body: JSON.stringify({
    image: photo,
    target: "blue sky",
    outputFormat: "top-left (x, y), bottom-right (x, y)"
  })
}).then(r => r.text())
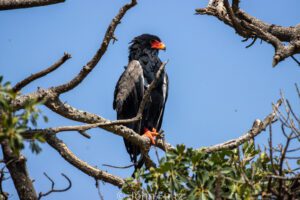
top-left (1, 0), bottom-right (300, 199)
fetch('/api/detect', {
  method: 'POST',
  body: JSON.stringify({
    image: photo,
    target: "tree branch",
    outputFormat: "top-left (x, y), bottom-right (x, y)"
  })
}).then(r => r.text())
top-left (1, 140), bottom-right (38, 200)
top-left (0, 0), bottom-right (65, 10)
top-left (136, 61), bottom-right (168, 118)
top-left (13, 53), bottom-right (71, 92)
top-left (45, 134), bottom-right (125, 187)
top-left (203, 99), bottom-right (282, 153)
top-left (195, 0), bottom-right (300, 67)
top-left (38, 172), bottom-right (72, 200)
top-left (53, 0), bottom-right (137, 94)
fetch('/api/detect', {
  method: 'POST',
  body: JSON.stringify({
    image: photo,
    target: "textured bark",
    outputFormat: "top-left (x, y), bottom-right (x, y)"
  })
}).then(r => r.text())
top-left (0, 0), bottom-right (65, 10)
top-left (196, 0), bottom-right (300, 67)
top-left (1, 140), bottom-right (37, 200)
top-left (45, 134), bottom-right (125, 187)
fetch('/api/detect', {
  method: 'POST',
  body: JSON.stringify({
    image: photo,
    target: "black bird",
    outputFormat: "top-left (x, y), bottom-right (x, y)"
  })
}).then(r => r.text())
top-left (113, 34), bottom-right (168, 170)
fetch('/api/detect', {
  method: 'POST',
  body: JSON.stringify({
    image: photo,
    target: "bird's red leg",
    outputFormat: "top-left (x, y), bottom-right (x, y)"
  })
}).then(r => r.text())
top-left (142, 128), bottom-right (159, 145)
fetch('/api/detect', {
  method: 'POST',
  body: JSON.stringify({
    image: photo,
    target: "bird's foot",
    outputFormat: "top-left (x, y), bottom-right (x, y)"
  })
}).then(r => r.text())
top-left (142, 128), bottom-right (159, 145)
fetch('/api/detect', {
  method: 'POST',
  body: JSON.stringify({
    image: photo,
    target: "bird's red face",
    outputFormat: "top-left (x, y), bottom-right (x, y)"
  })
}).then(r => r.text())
top-left (150, 40), bottom-right (166, 50)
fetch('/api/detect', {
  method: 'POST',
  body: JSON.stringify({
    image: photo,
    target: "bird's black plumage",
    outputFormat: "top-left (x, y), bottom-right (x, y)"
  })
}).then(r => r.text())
top-left (113, 34), bottom-right (168, 170)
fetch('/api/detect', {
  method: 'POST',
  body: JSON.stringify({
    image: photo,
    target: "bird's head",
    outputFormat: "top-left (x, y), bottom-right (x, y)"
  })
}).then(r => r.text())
top-left (130, 34), bottom-right (166, 51)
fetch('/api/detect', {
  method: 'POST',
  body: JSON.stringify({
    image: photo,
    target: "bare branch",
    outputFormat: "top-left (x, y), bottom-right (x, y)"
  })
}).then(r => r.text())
top-left (223, 0), bottom-right (248, 37)
top-left (0, 0), bottom-right (65, 10)
top-left (136, 61), bottom-right (167, 119)
top-left (196, 0), bottom-right (300, 67)
top-left (95, 180), bottom-right (105, 200)
top-left (204, 99), bottom-right (282, 153)
top-left (13, 53), bottom-right (71, 92)
top-left (20, 62), bottom-right (170, 164)
top-left (38, 173), bottom-right (72, 200)
top-left (245, 36), bottom-right (257, 48)
top-left (291, 55), bottom-right (300, 66)
top-left (268, 175), bottom-right (300, 181)
top-left (45, 134), bottom-right (125, 187)
top-left (268, 123), bottom-right (277, 175)
top-left (53, 0), bottom-right (137, 94)
top-left (21, 119), bottom-right (144, 138)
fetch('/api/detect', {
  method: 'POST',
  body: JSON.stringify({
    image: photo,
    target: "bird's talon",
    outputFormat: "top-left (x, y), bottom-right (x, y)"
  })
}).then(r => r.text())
top-left (143, 128), bottom-right (159, 145)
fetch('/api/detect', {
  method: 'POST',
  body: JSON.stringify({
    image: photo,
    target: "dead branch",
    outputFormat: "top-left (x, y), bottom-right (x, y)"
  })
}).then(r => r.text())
top-left (203, 99), bottom-right (282, 153)
top-left (195, 0), bottom-right (300, 67)
top-left (52, 0), bottom-right (137, 94)
top-left (0, 0), bottom-right (65, 10)
top-left (95, 180), bottom-right (105, 200)
top-left (38, 172), bottom-right (72, 200)
top-left (136, 61), bottom-right (167, 118)
top-left (45, 134), bottom-right (125, 188)
top-left (13, 53), bottom-right (71, 92)
top-left (269, 89), bottom-right (300, 198)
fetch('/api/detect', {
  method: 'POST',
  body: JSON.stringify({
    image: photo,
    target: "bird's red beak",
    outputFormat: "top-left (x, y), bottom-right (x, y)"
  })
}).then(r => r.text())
top-left (151, 40), bottom-right (166, 50)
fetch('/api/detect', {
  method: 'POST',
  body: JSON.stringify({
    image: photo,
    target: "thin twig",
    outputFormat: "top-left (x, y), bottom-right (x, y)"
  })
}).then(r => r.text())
top-left (291, 55), bottom-right (300, 66)
top-left (21, 118), bottom-right (144, 138)
top-left (245, 36), bottom-right (257, 48)
top-left (136, 61), bottom-right (168, 118)
top-left (268, 123), bottom-right (277, 175)
top-left (13, 53), bottom-right (71, 92)
top-left (95, 180), bottom-right (105, 200)
top-left (102, 163), bottom-right (134, 169)
top-left (195, 0), bottom-right (300, 67)
top-left (45, 134), bottom-right (125, 187)
top-left (268, 175), bottom-right (300, 181)
top-left (38, 172), bottom-right (72, 200)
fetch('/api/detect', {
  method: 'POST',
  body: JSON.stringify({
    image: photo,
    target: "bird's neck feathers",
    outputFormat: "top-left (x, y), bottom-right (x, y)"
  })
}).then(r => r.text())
top-left (129, 43), bottom-right (159, 63)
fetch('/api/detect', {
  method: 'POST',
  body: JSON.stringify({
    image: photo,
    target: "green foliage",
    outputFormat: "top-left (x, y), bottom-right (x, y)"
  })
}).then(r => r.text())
top-left (0, 77), bottom-right (46, 154)
top-left (122, 141), bottom-right (299, 199)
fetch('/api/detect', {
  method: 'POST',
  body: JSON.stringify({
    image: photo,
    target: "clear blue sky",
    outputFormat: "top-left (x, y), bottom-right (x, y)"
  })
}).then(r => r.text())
top-left (1, 0), bottom-right (300, 199)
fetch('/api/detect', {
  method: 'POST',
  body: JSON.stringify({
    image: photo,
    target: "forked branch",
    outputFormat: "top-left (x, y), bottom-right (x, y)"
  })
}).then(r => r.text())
top-left (196, 0), bottom-right (300, 67)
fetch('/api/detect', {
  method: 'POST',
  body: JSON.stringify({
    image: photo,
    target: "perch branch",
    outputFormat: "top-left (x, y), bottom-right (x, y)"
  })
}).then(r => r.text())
top-left (0, 0), bottom-right (65, 10)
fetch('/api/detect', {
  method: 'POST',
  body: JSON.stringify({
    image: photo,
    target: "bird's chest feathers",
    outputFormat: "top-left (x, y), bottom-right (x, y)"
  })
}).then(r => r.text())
top-left (140, 54), bottom-right (162, 85)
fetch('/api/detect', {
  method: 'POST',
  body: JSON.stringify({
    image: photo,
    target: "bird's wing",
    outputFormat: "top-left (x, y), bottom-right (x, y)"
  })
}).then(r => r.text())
top-left (113, 60), bottom-right (144, 116)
